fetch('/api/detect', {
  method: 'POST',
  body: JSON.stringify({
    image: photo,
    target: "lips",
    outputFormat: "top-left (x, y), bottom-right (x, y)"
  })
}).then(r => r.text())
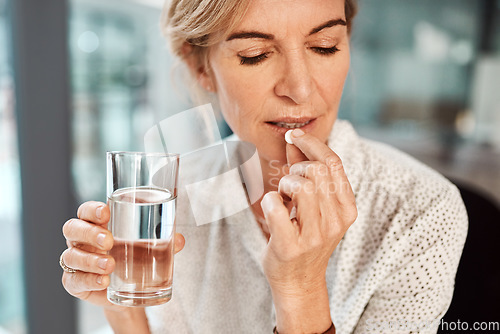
top-left (265, 117), bottom-right (317, 135)
top-left (270, 120), bottom-right (312, 129)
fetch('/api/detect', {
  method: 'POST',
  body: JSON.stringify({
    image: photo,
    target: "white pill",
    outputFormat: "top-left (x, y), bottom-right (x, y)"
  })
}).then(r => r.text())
top-left (285, 129), bottom-right (294, 144)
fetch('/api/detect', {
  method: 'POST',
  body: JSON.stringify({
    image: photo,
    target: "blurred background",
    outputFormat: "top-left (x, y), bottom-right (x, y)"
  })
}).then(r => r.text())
top-left (1, 0), bottom-right (499, 333)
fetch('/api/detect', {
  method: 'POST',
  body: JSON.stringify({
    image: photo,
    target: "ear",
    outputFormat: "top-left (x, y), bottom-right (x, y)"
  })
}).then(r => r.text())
top-left (181, 42), bottom-right (215, 92)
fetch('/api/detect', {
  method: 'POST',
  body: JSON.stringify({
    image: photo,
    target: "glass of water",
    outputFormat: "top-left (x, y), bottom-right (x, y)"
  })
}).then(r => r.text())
top-left (106, 151), bottom-right (179, 307)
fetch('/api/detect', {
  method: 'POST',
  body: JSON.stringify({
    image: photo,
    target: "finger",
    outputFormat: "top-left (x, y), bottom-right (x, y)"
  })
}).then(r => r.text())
top-left (77, 201), bottom-right (110, 226)
top-left (278, 175), bottom-right (321, 238)
top-left (286, 142), bottom-right (308, 166)
top-left (290, 161), bottom-right (356, 226)
top-left (289, 129), bottom-right (339, 167)
top-left (63, 218), bottom-right (114, 251)
top-left (72, 289), bottom-right (116, 309)
top-left (289, 161), bottom-right (336, 202)
top-left (62, 271), bottom-right (110, 296)
top-left (289, 130), bottom-right (355, 204)
top-left (289, 161), bottom-right (330, 186)
top-left (174, 233), bottom-right (185, 254)
top-left (63, 248), bottom-right (115, 274)
top-left (66, 242), bottom-right (108, 255)
top-left (261, 192), bottom-right (295, 241)
top-left (278, 174), bottom-right (318, 206)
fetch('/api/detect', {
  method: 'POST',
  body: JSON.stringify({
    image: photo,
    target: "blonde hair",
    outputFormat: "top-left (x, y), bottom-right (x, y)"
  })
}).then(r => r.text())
top-left (161, 0), bottom-right (358, 103)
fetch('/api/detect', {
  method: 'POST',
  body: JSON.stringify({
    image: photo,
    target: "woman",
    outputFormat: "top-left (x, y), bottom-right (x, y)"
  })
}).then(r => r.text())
top-left (61, 0), bottom-right (468, 333)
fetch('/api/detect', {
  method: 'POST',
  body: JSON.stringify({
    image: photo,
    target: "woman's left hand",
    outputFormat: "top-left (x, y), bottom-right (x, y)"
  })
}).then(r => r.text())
top-left (261, 129), bottom-right (357, 333)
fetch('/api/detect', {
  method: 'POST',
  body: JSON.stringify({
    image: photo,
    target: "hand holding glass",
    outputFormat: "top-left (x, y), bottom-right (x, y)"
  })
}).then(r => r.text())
top-left (106, 151), bottom-right (179, 307)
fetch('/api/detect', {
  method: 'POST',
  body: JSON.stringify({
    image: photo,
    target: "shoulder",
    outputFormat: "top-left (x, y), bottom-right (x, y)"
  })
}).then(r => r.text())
top-left (330, 121), bottom-right (467, 247)
top-left (363, 138), bottom-right (451, 192)
top-left (327, 124), bottom-right (468, 324)
top-left (331, 120), bottom-right (463, 212)
top-left (359, 136), bottom-right (467, 230)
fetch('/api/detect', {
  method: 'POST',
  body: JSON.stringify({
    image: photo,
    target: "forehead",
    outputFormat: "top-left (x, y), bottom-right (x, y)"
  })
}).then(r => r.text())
top-left (234, 0), bottom-right (346, 35)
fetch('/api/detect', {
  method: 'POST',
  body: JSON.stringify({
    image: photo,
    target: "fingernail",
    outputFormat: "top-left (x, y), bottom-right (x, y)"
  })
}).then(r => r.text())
top-left (96, 276), bottom-right (103, 285)
top-left (292, 129), bottom-right (305, 137)
top-left (260, 194), bottom-right (273, 215)
top-left (97, 258), bottom-right (108, 270)
top-left (96, 206), bottom-right (103, 219)
top-left (97, 233), bottom-right (106, 247)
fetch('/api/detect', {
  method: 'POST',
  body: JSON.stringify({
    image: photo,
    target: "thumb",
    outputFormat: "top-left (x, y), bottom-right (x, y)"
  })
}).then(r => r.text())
top-left (174, 233), bottom-right (185, 254)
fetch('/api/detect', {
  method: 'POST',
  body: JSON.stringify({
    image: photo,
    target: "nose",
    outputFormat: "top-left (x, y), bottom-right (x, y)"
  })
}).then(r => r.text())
top-left (274, 51), bottom-right (313, 104)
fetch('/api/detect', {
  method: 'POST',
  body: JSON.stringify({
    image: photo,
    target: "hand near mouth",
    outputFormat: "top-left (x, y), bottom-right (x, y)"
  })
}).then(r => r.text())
top-left (260, 128), bottom-right (357, 334)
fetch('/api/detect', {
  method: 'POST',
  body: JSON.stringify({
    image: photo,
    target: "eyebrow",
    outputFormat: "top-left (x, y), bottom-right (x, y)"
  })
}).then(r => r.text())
top-left (308, 18), bottom-right (347, 35)
top-left (225, 18), bottom-right (347, 42)
top-left (226, 31), bottom-right (274, 41)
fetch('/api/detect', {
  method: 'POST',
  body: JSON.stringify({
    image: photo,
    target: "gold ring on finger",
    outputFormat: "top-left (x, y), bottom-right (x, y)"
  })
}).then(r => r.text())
top-left (59, 249), bottom-right (77, 274)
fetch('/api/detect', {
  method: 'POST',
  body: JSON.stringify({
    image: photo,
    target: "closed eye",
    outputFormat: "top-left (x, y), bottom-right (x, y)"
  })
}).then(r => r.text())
top-left (310, 46), bottom-right (340, 55)
top-left (239, 53), bottom-right (269, 65)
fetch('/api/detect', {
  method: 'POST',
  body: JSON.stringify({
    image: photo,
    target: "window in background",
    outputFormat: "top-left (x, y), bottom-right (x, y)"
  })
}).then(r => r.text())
top-left (340, 0), bottom-right (500, 203)
top-left (341, 0), bottom-right (482, 142)
top-left (340, 0), bottom-right (500, 151)
top-left (70, 0), bottom-right (189, 205)
top-left (0, 0), bottom-right (26, 332)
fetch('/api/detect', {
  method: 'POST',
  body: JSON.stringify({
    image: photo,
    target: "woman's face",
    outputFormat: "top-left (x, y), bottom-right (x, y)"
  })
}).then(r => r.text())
top-left (205, 0), bottom-right (350, 165)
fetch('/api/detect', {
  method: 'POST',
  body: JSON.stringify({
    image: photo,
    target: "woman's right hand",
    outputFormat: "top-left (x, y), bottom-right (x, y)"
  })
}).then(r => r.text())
top-left (61, 201), bottom-right (185, 311)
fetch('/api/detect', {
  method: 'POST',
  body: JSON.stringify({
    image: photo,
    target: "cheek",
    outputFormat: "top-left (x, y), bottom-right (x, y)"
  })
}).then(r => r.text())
top-left (314, 54), bottom-right (350, 139)
top-left (213, 69), bottom-right (265, 135)
top-left (322, 56), bottom-right (349, 98)
top-left (315, 56), bottom-right (350, 116)
top-left (212, 71), bottom-right (241, 119)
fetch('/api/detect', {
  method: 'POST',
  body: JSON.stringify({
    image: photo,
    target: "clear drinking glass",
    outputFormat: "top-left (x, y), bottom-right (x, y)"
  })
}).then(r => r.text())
top-left (106, 151), bottom-right (179, 307)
